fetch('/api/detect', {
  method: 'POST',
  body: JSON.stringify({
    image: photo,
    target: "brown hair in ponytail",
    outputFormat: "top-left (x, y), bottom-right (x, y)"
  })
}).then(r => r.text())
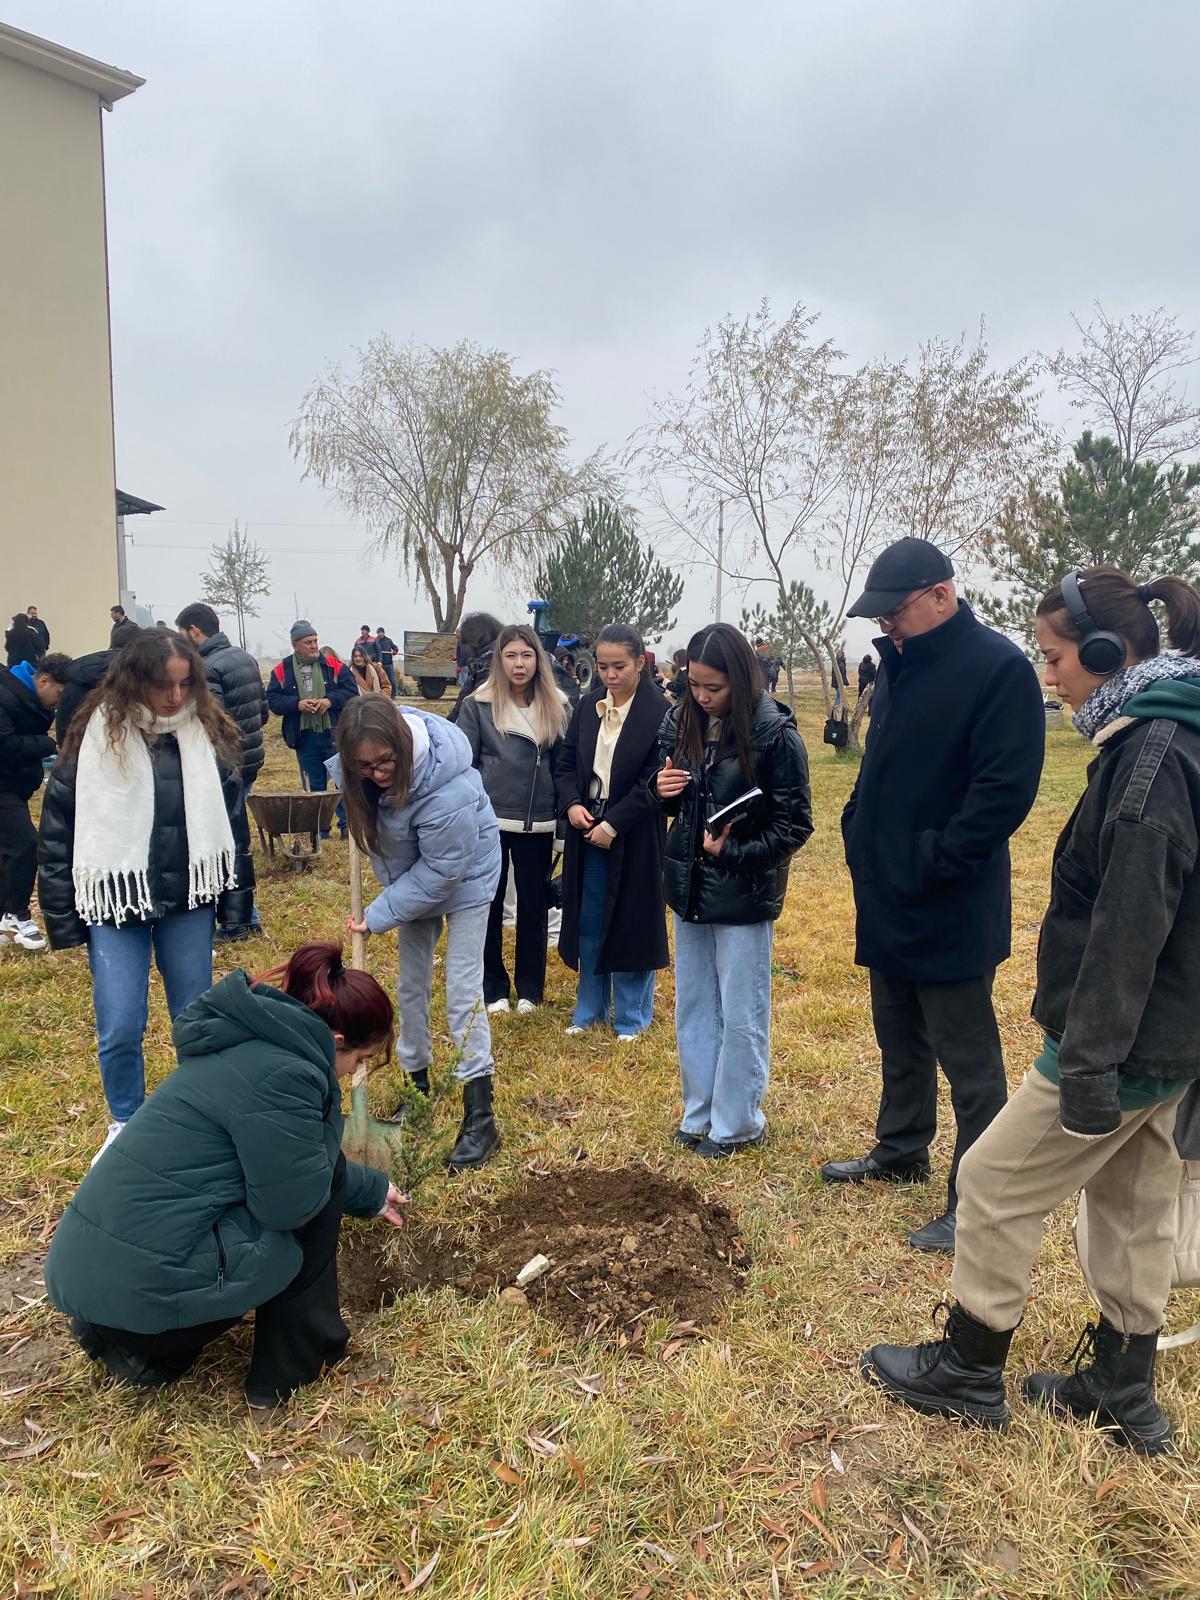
top-left (255, 941), bottom-right (395, 1056)
top-left (1036, 566), bottom-right (1200, 662)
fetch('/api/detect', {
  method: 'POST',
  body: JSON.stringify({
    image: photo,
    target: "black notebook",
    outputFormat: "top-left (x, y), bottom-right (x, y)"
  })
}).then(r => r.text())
top-left (705, 786), bottom-right (763, 834)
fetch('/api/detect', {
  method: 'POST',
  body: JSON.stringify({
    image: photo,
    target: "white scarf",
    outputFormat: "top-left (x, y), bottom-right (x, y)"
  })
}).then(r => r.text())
top-left (72, 702), bottom-right (236, 926)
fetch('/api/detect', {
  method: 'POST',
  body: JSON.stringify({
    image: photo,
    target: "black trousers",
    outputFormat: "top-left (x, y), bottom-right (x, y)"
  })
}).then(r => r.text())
top-left (80, 1156), bottom-right (350, 1404)
top-left (484, 831), bottom-right (554, 1004)
top-left (868, 968), bottom-right (1008, 1209)
top-left (0, 792), bottom-right (37, 920)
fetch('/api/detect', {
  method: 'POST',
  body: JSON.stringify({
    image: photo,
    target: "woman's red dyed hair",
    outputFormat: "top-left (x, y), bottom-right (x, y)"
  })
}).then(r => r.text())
top-left (256, 941), bottom-right (394, 1057)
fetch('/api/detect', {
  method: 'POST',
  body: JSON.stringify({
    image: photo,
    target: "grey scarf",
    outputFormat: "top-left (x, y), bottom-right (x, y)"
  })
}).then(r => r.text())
top-left (1073, 653), bottom-right (1200, 741)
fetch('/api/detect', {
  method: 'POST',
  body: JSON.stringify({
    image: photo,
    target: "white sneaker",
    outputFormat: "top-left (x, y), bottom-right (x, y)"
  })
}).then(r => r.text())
top-left (486, 998), bottom-right (511, 1015)
top-left (90, 1121), bottom-right (127, 1167)
top-left (516, 998), bottom-right (536, 1016)
top-left (616, 1033), bottom-right (641, 1043)
top-left (0, 915), bottom-right (46, 951)
top-left (564, 1025), bottom-right (588, 1037)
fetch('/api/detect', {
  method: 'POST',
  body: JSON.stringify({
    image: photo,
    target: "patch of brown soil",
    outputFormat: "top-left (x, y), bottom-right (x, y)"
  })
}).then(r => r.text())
top-left (337, 1166), bottom-right (747, 1343)
top-left (0, 1251), bottom-right (45, 1316)
top-left (0, 1251), bottom-right (66, 1388)
top-left (338, 1223), bottom-right (473, 1315)
top-left (468, 1166), bottom-right (747, 1338)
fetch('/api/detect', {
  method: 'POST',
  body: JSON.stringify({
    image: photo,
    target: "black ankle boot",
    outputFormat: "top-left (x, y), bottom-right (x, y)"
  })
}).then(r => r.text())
top-left (1022, 1316), bottom-right (1173, 1455)
top-left (861, 1302), bottom-right (1013, 1427)
top-left (447, 1075), bottom-right (501, 1172)
top-left (387, 1068), bottom-right (430, 1121)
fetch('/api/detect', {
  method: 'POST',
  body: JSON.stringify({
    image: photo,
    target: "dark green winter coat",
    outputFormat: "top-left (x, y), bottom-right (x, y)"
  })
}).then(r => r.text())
top-left (44, 972), bottom-right (388, 1334)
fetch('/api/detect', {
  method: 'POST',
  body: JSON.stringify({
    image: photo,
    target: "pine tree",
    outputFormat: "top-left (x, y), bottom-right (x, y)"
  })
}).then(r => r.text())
top-left (976, 433), bottom-right (1200, 652)
top-left (533, 500), bottom-right (683, 640)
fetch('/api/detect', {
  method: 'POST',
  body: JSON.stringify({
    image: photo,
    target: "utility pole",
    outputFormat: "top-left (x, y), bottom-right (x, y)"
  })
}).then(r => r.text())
top-left (714, 499), bottom-right (724, 622)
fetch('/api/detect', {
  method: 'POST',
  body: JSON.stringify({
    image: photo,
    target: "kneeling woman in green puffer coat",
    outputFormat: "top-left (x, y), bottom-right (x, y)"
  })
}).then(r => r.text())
top-left (44, 942), bottom-right (406, 1408)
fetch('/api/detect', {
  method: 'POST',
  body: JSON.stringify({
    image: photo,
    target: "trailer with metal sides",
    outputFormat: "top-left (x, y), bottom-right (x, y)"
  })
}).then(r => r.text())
top-left (402, 630), bottom-right (459, 699)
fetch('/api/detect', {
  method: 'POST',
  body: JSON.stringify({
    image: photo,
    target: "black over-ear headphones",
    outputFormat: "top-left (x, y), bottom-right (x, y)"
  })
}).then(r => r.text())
top-left (1061, 571), bottom-right (1126, 677)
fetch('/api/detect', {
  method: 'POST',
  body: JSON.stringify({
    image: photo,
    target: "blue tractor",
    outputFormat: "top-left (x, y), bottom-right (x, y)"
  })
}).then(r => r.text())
top-left (527, 600), bottom-right (596, 692)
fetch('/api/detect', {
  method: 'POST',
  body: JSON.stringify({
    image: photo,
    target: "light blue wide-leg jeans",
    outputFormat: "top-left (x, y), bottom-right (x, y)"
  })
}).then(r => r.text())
top-left (673, 915), bottom-right (774, 1144)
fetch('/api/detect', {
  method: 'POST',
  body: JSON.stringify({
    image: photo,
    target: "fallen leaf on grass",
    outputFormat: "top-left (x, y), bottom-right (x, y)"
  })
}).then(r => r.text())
top-left (491, 1460), bottom-right (523, 1487)
top-left (798, 1507), bottom-right (834, 1545)
top-left (798, 1560), bottom-right (832, 1579)
top-left (639, 1540), bottom-right (676, 1565)
top-left (887, 1532), bottom-right (906, 1566)
top-left (811, 1476), bottom-right (827, 1513)
top-left (561, 1446), bottom-right (586, 1490)
top-left (141, 1455), bottom-right (181, 1480)
top-left (402, 1550), bottom-right (440, 1591)
top-left (829, 1448), bottom-right (845, 1475)
top-left (1094, 1475), bottom-right (1123, 1503)
top-left (5, 1433), bottom-right (58, 1460)
top-left (900, 1510), bottom-right (930, 1550)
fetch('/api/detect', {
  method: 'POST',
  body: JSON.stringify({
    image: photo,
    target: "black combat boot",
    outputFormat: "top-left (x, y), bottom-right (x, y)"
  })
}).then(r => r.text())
top-left (387, 1068), bottom-right (429, 1121)
top-left (1022, 1316), bottom-right (1173, 1455)
top-left (447, 1075), bottom-right (501, 1171)
top-left (861, 1302), bottom-right (1013, 1428)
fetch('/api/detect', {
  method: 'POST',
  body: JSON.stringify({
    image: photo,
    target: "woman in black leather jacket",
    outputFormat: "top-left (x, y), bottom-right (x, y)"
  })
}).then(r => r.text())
top-left (653, 623), bottom-right (812, 1157)
top-left (38, 631), bottom-right (252, 1164)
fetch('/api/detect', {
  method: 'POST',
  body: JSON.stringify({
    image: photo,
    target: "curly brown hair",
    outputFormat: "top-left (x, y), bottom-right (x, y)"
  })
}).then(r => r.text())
top-left (59, 629), bottom-right (242, 766)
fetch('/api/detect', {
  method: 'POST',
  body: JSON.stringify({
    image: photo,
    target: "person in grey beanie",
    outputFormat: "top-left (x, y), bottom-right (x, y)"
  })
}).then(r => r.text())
top-left (266, 623), bottom-right (357, 837)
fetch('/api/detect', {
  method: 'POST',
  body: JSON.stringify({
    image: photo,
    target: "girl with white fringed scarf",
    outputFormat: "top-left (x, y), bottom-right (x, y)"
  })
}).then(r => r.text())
top-left (38, 630), bottom-right (253, 1165)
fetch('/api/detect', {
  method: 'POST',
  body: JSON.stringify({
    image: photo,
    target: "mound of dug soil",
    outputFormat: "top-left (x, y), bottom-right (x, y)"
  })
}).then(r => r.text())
top-left (338, 1166), bottom-right (747, 1343)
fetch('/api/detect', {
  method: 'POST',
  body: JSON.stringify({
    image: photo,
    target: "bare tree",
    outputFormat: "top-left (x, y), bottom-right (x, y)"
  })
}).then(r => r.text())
top-left (1046, 304), bottom-right (1200, 465)
top-left (291, 336), bottom-right (607, 631)
top-left (633, 299), bottom-right (845, 693)
top-left (200, 521), bottom-right (270, 650)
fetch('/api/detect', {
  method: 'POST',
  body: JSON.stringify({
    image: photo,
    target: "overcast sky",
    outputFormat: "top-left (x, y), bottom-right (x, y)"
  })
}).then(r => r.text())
top-left (14, 0), bottom-right (1200, 658)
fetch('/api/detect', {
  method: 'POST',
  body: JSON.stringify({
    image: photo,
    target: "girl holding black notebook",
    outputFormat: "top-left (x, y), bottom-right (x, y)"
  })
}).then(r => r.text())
top-left (653, 623), bottom-right (813, 1157)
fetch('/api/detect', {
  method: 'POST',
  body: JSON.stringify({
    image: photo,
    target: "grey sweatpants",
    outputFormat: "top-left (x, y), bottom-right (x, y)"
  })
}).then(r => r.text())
top-left (952, 1068), bottom-right (1185, 1335)
top-left (395, 904), bottom-right (493, 1083)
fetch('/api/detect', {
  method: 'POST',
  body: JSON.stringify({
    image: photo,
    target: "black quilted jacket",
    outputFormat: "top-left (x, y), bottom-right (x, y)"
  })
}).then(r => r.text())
top-left (37, 733), bottom-right (254, 949)
top-left (198, 633), bottom-right (268, 778)
top-left (652, 694), bottom-right (813, 924)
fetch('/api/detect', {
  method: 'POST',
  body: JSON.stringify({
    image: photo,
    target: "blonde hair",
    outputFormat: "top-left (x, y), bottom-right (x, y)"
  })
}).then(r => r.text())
top-left (478, 624), bottom-right (569, 746)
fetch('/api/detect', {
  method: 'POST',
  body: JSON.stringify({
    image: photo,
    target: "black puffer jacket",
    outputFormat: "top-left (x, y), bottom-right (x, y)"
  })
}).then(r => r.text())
top-left (198, 633), bottom-right (268, 778)
top-left (37, 735), bottom-right (254, 950)
top-left (0, 665), bottom-right (55, 800)
top-left (652, 694), bottom-right (813, 924)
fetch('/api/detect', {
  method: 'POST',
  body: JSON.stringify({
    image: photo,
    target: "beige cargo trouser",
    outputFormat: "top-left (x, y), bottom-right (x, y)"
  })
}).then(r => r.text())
top-left (952, 1067), bottom-right (1185, 1335)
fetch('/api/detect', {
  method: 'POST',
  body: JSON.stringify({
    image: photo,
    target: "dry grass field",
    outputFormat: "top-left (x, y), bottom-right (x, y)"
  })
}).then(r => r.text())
top-left (2, 690), bottom-right (1198, 1599)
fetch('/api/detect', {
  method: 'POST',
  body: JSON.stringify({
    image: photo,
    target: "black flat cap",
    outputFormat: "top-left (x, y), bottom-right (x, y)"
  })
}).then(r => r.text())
top-left (846, 538), bottom-right (955, 618)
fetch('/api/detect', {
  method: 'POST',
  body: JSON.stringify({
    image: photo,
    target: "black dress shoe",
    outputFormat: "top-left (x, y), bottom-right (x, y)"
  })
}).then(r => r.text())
top-left (820, 1154), bottom-right (931, 1185)
top-left (907, 1210), bottom-right (956, 1253)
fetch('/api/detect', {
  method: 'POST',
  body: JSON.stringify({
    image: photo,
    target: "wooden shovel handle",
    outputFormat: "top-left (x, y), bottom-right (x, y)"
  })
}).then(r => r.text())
top-left (348, 830), bottom-right (366, 973)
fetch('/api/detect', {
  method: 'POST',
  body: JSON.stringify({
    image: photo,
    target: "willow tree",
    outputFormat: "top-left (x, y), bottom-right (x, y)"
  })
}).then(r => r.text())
top-left (291, 336), bottom-right (606, 631)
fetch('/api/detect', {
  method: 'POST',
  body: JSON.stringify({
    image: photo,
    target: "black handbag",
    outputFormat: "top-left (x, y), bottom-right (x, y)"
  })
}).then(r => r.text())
top-left (823, 714), bottom-right (849, 748)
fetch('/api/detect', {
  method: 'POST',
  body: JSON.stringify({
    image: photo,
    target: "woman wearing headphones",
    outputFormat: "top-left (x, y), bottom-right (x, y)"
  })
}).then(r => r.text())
top-left (862, 566), bottom-right (1200, 1455)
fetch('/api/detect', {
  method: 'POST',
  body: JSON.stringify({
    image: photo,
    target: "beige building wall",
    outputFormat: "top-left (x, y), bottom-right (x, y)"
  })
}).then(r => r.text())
top-left (0, 33), bottom-right (140, 656)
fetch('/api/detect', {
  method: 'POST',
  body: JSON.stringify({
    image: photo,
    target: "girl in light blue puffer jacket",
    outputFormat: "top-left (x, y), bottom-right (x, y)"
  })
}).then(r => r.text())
top-left (333, 698), bottom-right (502, 1170)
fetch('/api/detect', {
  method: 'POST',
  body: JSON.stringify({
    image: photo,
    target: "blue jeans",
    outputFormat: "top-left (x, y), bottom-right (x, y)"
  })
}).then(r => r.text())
top-left (294, 730), bottom-right (345, 836)
top-left (87, 908), bottom-right (215, 1122)
top-left (674, 915), bottom-right (774, 1144)
top-left (572, 843), bottom-right (656, 1035)
top-left (242, 769), bottom-right (261, 929)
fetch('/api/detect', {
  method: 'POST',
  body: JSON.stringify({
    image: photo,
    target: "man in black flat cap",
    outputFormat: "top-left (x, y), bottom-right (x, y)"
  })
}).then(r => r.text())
top-left (822, 538), bottom-right (1045, 1253)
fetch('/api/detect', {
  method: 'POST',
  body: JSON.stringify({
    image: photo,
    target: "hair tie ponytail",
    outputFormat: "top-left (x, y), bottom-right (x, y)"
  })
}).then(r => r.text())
top-left (327, 949), bottom-right (345, 980)
top-left (1137, 583), bottom-right (1155, 605)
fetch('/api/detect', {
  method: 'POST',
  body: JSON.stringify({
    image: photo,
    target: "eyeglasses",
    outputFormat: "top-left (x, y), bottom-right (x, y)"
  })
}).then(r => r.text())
top-left (357, 755), bottom-right (397, 777)
top-left (875, 586), bottom-right (936, 628)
